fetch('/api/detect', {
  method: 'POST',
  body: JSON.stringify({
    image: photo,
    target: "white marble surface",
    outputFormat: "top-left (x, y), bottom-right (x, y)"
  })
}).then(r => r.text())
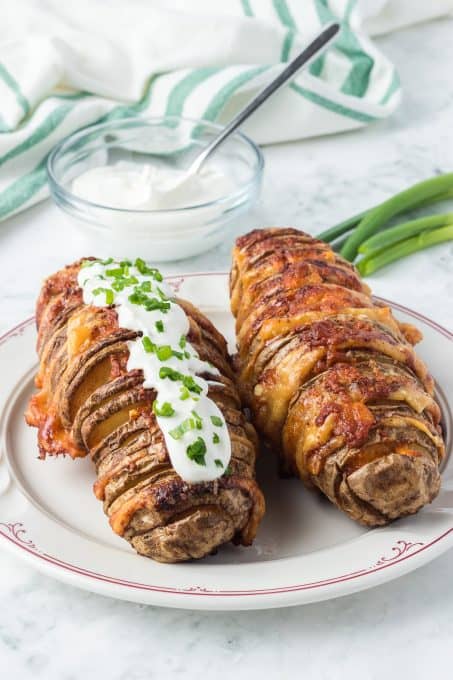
top-left (1, 17), bottom-right (453, 680)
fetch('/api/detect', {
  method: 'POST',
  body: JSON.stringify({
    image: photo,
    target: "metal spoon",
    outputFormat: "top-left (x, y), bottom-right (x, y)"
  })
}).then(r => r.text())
top-left (187, 21), bottom-right (340, 176)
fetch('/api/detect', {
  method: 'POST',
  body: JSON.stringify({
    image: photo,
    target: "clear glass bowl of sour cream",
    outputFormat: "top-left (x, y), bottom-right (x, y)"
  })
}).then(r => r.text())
top-left (47, 116), bottom-right (264, 262)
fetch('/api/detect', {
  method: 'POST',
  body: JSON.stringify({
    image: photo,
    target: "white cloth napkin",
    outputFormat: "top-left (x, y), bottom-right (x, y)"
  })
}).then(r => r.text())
top-left (0, 0), bottom-right (451, 221)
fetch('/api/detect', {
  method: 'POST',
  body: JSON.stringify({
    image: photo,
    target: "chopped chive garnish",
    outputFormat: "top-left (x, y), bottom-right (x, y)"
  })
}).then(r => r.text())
top-left (169, 418), bottom-right (194, 440)
top-left (92, 287), bottom-right (114, 305)
top-left (224, 464), bottom-right (233, 476)
top-left (210, 415), bottom-right (223, 427)
top-left (111, 276), bottom-right (138, 291)
top-left (179, 385), bottom-right (190, 401)
top-left (172, 350), bottom-right (184, 360)
top-left (214, 458), bottom-right (223, 467)
top-left (186, 437), bottom-right (207, 466)
top-left (155, 320), bottom-right (164, 333)
top-left (159, 366), bottom-right (181, 381)
top-left (158, 368), bottom-right (202, 394)
top-left (134, 258), bottom-right (163, 281)
top-left (184, 351), bottom-right (190, 359)
top-left (138, 280), bottom-right (152, 293)
top-left (179, 335), bottom-right (186, 349)
top-left (152, 401), bottom-right (175, 417)
top-left (191, 410), bottom-right (203, 429)
top-left (213, 433), bottom-right (220, 444)
top-left (182, 375), bottom-right (202, 394)
top-left (105, 267), bottom-right (123, 277)
top-left (156, 286), bottom-right (168, 301)
top-left (142, 336), bottom-right (155, 353)
top-left (128, 290), bottom-right (170, 313)
top-left (156, 345), bottom-right (172, 361)
top-left (101, 257), bottom-right (114, 265)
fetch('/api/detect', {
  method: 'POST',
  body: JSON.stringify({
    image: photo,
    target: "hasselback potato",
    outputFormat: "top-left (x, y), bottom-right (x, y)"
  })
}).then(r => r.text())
top-left (231, 228), bottom-right (445, 526)
top-left (26, 258), bottom-right (264, 562)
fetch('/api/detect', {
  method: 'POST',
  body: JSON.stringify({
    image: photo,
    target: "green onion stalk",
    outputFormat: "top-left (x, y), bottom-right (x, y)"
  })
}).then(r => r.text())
top-left (359, 212), bottom-right (453, 254)
top-left (357, 224), bottom-right (453, 276)
top-left (318, 180), bottom-right (453, 247)
top-left (339, 173), bottom-right (453, 261)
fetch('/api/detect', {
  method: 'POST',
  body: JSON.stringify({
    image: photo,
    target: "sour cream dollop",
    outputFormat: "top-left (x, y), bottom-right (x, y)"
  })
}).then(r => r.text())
top-left (77, 258), bottom-right (231, 483)
top-left (71, 161), bottom-right (235, 211)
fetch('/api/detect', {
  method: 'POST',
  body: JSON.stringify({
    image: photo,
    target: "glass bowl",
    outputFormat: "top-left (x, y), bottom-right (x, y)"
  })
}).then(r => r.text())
top-left (47, 116), bottom-right (264, 262)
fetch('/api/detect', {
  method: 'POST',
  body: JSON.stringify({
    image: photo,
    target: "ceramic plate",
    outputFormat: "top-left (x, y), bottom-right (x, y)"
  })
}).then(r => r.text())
top-left (0, 273), bottom-right (452, 610)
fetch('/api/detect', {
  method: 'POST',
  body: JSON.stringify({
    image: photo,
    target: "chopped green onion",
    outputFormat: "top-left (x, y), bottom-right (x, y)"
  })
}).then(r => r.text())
top-left (128, 289), bottom-right (170, 313)
top-left (105, 267), bottom-right (124, 278)
top-left (213, 433), bottom-right (220, 445)
top-left (156, 345), bottom-right (173, 361)
top-left (156, 286), bottom-right (168, 301)
top-left (137, 280), bottom-right (152, 293)
top-left (155, 320), bottom-right (164, 333)
top-left (169, 416), bottom-right (199, 440)
top-left (179, 386), bottom-right (190, 401)
top-left (152, 401), bottom-right (175, 417)
top-left (159, 366), bottom-right (181, 381)
top-left (214, 457), bottom-right (223, 466)
top-left (111, 276), bottom-right (138, 291)
top-left (224, 464), bottom-right (233, 476)
top-left (179, 335), bottom-right (187, 349)
top-left (134, 258), bottom-right (163, 281)
top-left (159, 369), bottom-right (202, 395)
top-left (210, 415), bottom-right (223, 427)
top-left (191, 410), bottom-right (203, 429)
top-left (101, 257), bottom-right (114, 265)
top-left (182, 375), bottom-right (202, 394)
top-left (92, 287), bottom-right (114, 305)
top-left (169, 422), bottom-right (188, 440)
top-left (186, 437), bottom-right (207, 466)
top-left (142, 336), bottom-right (155, 353)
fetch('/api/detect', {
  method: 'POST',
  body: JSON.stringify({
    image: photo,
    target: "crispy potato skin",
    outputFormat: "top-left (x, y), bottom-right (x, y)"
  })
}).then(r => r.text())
top-left (26, 260), bottom-right (264, 562)
top-left (231, 228), bottom-right (445, 526)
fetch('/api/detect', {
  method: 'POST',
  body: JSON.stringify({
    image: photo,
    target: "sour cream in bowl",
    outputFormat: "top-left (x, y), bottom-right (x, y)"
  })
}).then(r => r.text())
top-left (47, 117), bottom-right (263, 262)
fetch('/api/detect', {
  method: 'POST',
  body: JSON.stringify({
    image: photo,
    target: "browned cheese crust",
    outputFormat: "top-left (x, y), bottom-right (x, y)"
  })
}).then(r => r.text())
top-left (25, 260), bottom-right (265, 562)
top-left (231, 228), bottom-right (445, 526)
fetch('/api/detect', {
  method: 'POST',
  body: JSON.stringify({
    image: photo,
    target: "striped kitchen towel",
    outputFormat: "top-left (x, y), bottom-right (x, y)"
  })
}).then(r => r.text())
top-left (0, 0), bottom-right (451, 221)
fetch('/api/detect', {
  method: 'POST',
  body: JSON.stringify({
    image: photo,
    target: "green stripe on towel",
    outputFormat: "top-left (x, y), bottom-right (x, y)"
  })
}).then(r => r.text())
top-left (0, 103), bottom-right (74, 167)
top-left (380, 70), bottom-right (400, 105)
top-left (165, 68), bottom-right (221, 118)
top-left (272, 0), bottom-right (297, 29)
top-left (314, 0), bottom-right (373, 98)
top-left (200, 65), bottom-right (270, 123)
top-left (240, 0), bottom-right (254, 17)
top-left (290, 81), bottom-right (376, 123)
top-left (0, 63), bottom-right (30, 118)
top-left (0, 158), bottom-right (47, 220)
top-left (281, 29), bottom-right (295, 62)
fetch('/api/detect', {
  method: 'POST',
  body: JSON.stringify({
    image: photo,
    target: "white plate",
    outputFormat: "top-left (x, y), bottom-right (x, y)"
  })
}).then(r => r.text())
top-left (0, 272), bottom-right (452, 610)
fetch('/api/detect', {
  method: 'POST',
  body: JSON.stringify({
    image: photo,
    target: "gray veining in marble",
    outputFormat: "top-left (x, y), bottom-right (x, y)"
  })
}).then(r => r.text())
top-left (0, 17), bottom-right (453, 680)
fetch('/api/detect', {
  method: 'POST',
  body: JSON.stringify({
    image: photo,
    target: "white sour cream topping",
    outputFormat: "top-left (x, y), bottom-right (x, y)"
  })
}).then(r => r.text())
top-left (71, 161), bottom-right (236, 211)
top-left (77, 258), bottom-right (231, 483)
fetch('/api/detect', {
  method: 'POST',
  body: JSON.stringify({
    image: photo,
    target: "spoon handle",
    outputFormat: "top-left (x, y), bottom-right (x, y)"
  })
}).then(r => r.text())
top-left (189, 22), bottom-right (340, 175)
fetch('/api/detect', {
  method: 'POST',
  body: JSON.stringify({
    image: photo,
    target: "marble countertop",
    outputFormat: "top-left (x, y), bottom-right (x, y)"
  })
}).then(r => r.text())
top-left (1, 17), bottom-right (453, 680)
